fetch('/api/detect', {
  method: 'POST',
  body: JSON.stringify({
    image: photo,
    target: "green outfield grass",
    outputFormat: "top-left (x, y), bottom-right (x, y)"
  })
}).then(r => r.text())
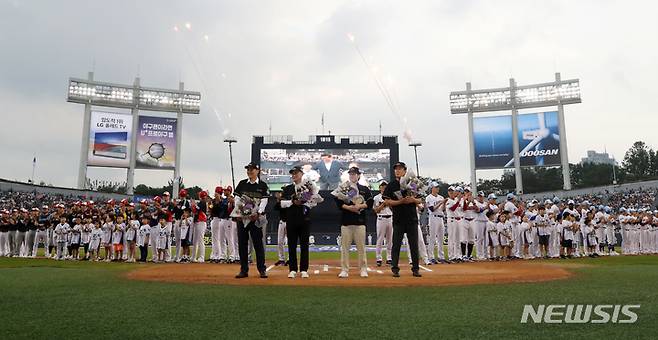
top-left (0, 254), bottom-right (657, 339)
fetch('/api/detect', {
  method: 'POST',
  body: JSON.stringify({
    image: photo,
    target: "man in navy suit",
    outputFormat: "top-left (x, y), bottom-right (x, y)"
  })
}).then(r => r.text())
top-left (312, 153), bottom-right (345, 190)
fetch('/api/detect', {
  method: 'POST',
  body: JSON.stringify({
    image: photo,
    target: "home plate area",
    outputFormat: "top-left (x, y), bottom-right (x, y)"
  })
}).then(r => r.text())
top-left (125, 260), bottom-right (573, 287)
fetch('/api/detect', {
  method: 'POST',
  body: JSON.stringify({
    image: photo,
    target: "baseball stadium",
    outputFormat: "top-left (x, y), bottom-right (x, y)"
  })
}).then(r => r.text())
top-left (2, 1), bottom-right (658, 339)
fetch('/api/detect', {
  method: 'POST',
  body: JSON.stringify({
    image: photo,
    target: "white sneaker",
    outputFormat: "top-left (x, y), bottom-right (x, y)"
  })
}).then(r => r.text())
top-left (360, 269), bottom-right (368, 278)
top-left (288, 271), bottom-right (297, 278)
top-left (300, 271), bottom-right (309, 278)
top-left (197, 258), bottom-right (204, 263)
top-left (338, 271), bottom-right (349, 278)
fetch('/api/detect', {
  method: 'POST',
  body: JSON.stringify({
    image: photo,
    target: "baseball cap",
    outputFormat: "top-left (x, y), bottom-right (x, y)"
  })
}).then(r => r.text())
top-left (289, 165), bottom-right (303, 174)
top-left (347, 166), bottom-right (361, 174)
top-left (464, 186), bottom-right (471, 192)
top-left (448, 186), bottom-right (455, 191)
top-left (506, 193), bottom-right (515, 201)
top-left (215, 186), bottom-right (223, 194)
top-left (487, 193), bottom-right (497, 200)
top-left (568, 199), bottom-right (575, 205)
top-left (245, 162), bottom-right (260, 170)
top-left (393, 162), bottom-right (407, 169)
top-left (455, 186), bottom-right (464, 193)
top-left (477, 191), bottom-right (485, 197)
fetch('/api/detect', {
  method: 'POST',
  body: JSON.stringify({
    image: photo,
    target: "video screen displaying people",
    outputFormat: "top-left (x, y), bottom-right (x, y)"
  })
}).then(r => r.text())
top-left (259, 148), bottom-right (391, 191)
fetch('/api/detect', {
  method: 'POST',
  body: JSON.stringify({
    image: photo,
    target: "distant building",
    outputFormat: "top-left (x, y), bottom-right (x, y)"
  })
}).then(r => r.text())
top-left (580, 150), bottom-right (615, 165)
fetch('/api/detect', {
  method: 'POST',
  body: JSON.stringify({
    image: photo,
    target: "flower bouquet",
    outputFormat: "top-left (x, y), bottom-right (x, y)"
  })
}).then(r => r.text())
top-left (230, 195), bottom-right (261, 219)
top-left (293, 180), bottom-right (324, 208)
top-left (397, 170), bottom-right (431, 199)
top-left (331, 181), bottom-right (365, 205)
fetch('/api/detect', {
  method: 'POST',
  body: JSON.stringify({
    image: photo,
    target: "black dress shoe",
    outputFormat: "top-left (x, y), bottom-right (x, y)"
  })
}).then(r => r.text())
top-left (392, 271), bottom-right (400, 278)
top-left (235, 272), bottom-right (248, 279)
top-left (412, 271), bottom-right (422, 277)
top-left (259, 272), bottom-right (268, 278)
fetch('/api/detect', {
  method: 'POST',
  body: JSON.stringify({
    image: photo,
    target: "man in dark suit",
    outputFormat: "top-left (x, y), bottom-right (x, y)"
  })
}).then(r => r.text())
top-left (277, 165), bottom-right (318, 279)
top-left (312, 153), bottom-right (344, 190)
top-left (383, 162), bottom-right (423, 278)
top-left (234, 162), bottom-right (270, 279)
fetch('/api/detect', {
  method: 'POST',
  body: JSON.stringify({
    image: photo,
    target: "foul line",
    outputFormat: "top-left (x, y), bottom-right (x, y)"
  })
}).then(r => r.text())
top-left (419, 265), bottom-right (433, 272)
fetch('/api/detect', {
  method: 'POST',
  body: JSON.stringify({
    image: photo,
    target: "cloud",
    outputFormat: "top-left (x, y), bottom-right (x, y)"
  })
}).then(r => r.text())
top-left (1, 0), bottom-right (658, 190)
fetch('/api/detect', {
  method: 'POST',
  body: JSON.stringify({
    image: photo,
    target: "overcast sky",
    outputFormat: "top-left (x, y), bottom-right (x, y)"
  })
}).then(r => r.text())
top-left (1, 0), bottom-right (657, 190)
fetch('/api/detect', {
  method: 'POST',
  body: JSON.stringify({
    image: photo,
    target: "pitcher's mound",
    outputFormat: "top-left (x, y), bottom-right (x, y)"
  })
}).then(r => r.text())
top-left (125, 260), bottom-right (573, 287)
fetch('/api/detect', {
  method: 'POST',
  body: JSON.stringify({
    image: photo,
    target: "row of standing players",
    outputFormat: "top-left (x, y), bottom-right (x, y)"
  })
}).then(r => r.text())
top-left (3, 161), bottom-right (658, 279)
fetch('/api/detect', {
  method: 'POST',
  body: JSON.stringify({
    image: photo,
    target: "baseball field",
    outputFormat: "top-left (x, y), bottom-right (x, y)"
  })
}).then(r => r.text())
top-left (1, 251), bottom-right (657, 339)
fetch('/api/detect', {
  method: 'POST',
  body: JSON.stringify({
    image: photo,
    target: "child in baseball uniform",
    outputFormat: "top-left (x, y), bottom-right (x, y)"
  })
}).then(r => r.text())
top-left (584, 217), bottom-right (599, 257)
top-left (101, 215), bottom-right (114, 262)
top-left (497, 213), bottom-right (513, 260)
top-left (112, 216), bottom-right (125, 261)
top-left (80, 217), bottom-right (92, 260)
top-left (89, 222), bottom-right (102, 261)
top-left (178, 209), bottom-right (193, 263)
top-left (136, 217), bottom-right (151, 262)
top-left (125, 213), bottom-right (140, 263)
top-left (156, 217), bottom-right (170, 262)
top-left (70, 218), bottom-right (82, 260)
top-left (485, 210), bottom-right (499, 260)
top-left (561, 213), bottom-right (576, 258)
top-left (54, 217), bottom-right (69, 260)
top-left (520, 215), bottom-right (533, 259)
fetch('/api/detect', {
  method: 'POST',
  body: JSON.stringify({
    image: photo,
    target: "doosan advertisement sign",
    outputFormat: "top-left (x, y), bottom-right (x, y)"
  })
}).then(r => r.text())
top-left (473, 111), bottom-right (561, 169)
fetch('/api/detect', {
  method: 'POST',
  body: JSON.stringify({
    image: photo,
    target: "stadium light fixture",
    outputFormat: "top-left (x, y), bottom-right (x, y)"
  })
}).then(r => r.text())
top-left (449, 79), bottom-right (580, 114)
top-left (67, 78), bottom-right (201, 114)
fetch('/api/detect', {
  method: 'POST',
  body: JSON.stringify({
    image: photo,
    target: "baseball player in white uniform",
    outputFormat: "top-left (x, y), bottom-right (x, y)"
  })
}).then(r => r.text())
top-left (374, 182), bottom-right (393, 266)
top-left (425, 183), bottom-right (446, 264)
top-left (503, 193), bottom-right (523, 259)
top-left (445, 186), bottom-right (464, 262)
top-left (473, 191), bottom-right (489, 260)
top-left (461, 187), bottom-right (477, 261)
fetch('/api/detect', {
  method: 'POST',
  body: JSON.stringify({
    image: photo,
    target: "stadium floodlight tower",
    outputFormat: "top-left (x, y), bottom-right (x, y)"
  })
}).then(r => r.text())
top-left (449, 72), bottom-right (581, 194)
top-left (67, 71), bottom-right (201, 198)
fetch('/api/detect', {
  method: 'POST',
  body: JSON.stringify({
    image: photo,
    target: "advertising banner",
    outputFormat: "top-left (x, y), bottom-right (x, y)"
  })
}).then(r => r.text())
top-left (87, 111), bottom-right (132, 168)
top-left (135, 116), bottom-right (177, 169)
